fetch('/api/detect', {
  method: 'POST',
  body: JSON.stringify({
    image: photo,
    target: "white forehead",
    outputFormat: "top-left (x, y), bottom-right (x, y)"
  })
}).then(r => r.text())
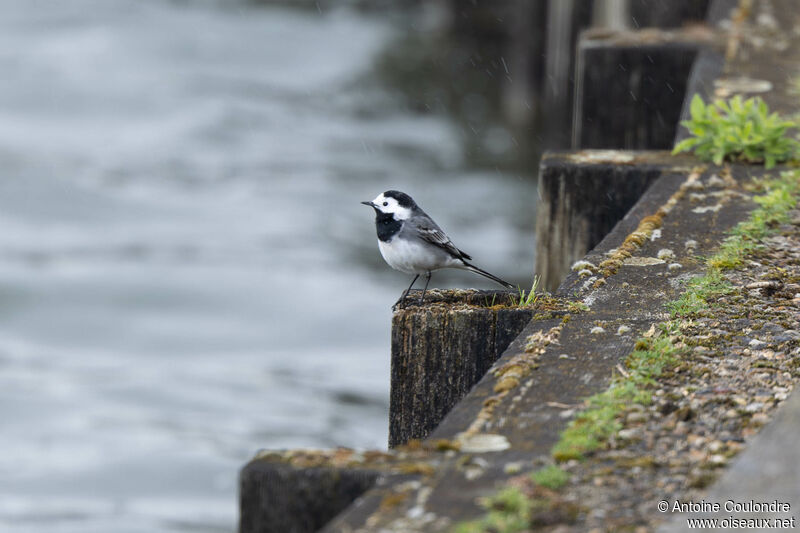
top-left (372, 193), bottom-right (411, 220)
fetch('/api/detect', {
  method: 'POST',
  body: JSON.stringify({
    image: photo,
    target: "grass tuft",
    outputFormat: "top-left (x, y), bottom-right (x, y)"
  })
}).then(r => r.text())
top-left (530, 465), bottom-right (570, 490)
top-left (514, 275), bottom-right (541, 307)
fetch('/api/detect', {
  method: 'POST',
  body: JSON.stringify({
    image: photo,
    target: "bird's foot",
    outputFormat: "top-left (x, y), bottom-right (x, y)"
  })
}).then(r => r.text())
top-left (393, 289), bottom-right (429, 310)
top-left (392, 295), bottom-right (407, 311)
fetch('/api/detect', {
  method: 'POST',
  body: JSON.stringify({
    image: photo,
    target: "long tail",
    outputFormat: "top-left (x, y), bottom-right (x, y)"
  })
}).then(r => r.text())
top-left (462, 262), bottom-right (515, 289)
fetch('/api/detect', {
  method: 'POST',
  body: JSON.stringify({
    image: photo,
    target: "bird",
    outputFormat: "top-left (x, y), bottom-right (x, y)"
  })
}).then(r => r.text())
top-left (361, 190), bottom-right (515, 307)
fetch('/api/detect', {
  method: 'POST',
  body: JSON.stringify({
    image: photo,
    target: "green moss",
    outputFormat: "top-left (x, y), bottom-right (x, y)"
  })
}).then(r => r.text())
top-left (530, 465), bottom-right (570, 490)
top-left (552, 327), bottom-right (679, 461)
top-left (667, 269), bottom-right (733, 316)
top-left (567, 301), bottom-right (590, 313)
top-left (670, 170), bottom-right (800, 317)
top-left (452, 487), bottom-right (531, 533)
top-left (625, 333), bottom-right (680, 383)
top-left (751, 360), bottom-right (779, 369)
top-left (711, 173), bottom-right (800, 269)
top-left (552, 395), bottom-right (620, 461)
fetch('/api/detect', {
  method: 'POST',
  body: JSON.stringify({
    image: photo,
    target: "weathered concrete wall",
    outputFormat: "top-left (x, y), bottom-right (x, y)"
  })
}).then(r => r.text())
top-left (541, 0), bottom-right (595, 147)
top-left (239, 458), bottom-right (379, 533)
top-left (572, 28), bottom-right (708, 149)
top-left (536, 26), bottom-right (722, 289)
top-left (630, 0), bottom-right (711, 28)
top-left (389, 290), bottom-right (533, 447)
top-left (534, 150), bottom-right (698, 291)
top-left (442, 0), bottom-right (712, 142)
top-left (544, 0), bottom-right (711, 148)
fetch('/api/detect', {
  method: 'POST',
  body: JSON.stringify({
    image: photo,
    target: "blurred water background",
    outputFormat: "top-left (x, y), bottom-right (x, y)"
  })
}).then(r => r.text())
top-left (0, 1), bottom-right (537, 531)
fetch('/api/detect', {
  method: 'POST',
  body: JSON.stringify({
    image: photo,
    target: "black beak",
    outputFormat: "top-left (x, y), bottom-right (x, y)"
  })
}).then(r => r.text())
top-left (361, 201), bottom-right (375, 207)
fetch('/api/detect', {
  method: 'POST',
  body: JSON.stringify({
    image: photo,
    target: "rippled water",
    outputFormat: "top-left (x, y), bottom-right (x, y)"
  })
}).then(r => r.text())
top-left (0, 2), bottom-right (536, 531)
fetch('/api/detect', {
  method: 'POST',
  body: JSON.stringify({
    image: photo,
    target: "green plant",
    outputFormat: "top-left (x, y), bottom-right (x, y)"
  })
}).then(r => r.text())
top-left (516, 276), bottom-right (541, 307)
top-left (484, 293), bottom-right (498, 307)
top-left (530, 465), bottom-right (570, 490)
top-left (673, 94), bottom-right (800, 168)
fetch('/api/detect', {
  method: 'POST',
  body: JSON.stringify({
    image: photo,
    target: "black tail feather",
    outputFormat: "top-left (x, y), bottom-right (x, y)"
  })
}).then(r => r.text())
top-left (462, 262), bottom-right (515, 289)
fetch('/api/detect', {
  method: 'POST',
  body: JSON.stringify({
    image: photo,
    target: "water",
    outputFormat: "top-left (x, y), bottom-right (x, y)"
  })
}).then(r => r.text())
top-left (0, 1), bottom-right (536, 531)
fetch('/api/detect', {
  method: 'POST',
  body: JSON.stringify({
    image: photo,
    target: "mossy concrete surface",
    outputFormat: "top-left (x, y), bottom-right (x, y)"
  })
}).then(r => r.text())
top-left (320, 158), bottom-right (786, 530)
top-left (331, 162), bottom-right (759, 531)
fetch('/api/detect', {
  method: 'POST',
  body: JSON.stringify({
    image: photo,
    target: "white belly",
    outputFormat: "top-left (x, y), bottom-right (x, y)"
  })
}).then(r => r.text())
top-left (378, 238), bottom-right (459, 274)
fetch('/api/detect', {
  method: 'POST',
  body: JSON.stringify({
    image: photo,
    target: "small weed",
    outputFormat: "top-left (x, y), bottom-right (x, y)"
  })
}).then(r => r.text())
top-left (531, 465), bottom-right (570, 490)
top-left (516, 276), bottom-right (541, 307)
top-left (483, 293), bottom-right (498, 307)
top-left (673, 94), bottom-right (800, 168)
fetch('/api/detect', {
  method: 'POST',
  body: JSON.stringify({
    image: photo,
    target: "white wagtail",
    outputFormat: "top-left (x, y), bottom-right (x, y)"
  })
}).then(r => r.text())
top-left (362, 190), bottom-right (515, 306)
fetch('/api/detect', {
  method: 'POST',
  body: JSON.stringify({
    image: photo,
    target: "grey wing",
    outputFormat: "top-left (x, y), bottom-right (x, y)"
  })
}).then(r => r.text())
top-left (409, 215), bottom-right (472, 261)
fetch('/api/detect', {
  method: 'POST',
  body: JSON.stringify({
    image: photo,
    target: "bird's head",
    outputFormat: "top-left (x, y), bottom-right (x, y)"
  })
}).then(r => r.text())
top-left (361, 190), bottom-right (416, 220)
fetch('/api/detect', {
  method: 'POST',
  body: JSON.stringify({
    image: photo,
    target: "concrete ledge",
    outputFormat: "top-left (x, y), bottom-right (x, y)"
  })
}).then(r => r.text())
top-left (535, 150), bottom-right (698, 290)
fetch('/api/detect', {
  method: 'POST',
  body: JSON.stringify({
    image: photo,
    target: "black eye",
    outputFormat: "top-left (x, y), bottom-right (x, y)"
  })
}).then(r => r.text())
top-left (383, 202), bottom-right (388, 206)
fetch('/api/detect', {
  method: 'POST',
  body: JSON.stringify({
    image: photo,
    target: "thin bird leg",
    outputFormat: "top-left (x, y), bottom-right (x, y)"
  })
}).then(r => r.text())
top-left (419, 271), bottom-right (432, 305)
top-left (394, 274), bottom-right (419, 309)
